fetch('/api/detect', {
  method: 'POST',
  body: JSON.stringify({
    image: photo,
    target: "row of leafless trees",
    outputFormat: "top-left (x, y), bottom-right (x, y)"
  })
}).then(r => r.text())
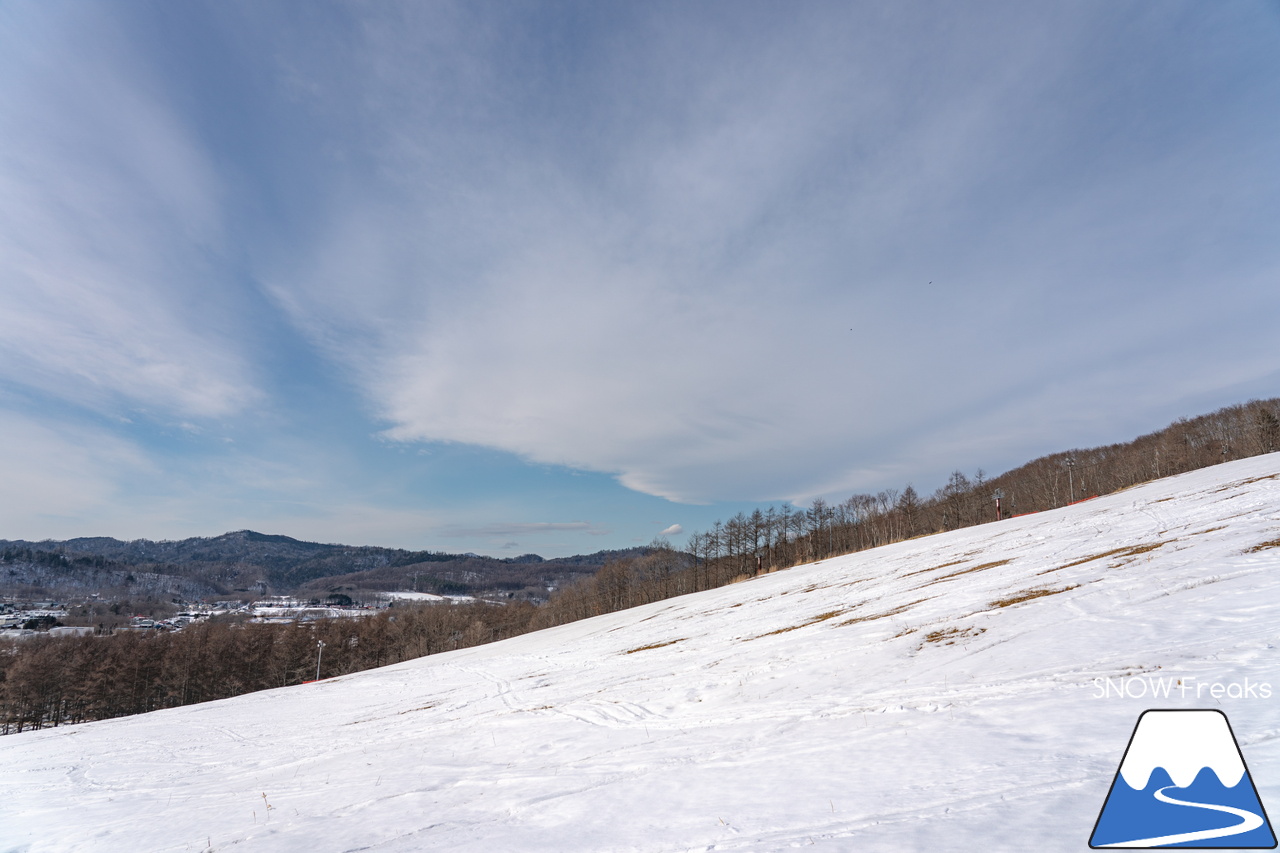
top-left (533, 398), bottom-right (1280, 624)
top-left (4, 398), bottom-right (1277, 733)
top-left (0, 600), bottom-right (534, 734)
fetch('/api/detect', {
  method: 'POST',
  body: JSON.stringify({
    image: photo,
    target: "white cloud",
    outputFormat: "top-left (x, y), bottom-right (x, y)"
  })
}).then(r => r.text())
top-left (0, 409), bottom-right (152, 539)
top-left (660, 524), bottom-right (683, 537)
top-left (8, 1), bottom-right (1277, 532)
top-left (0, 4), bottom-right (258, 420)
top-left (0, 402), bottom-right (453, 548)
top-left (258, 3), bottom-right (1275, 507)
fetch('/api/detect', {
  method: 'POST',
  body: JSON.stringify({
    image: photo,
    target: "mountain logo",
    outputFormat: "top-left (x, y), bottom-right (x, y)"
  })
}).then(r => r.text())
top-left (1090, 709), bottom-right (1276, 848)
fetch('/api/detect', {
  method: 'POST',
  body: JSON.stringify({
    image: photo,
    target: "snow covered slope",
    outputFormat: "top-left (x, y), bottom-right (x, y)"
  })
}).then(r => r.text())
top-left (4, 456), bottom-right (1280, 852)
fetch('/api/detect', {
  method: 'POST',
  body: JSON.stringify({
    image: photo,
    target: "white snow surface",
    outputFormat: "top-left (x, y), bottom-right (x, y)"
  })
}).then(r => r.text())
top-left (4, 456), bottom-right (1280, 852)
top-left (1118, 710), bottom-right (1246, 790)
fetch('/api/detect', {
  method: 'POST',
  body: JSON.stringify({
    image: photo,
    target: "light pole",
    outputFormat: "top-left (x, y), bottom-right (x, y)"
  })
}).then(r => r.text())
top-left (315, 640), bottom-right (325, 682)
top-left (1066, 456), bottom-right (1076, 505)
top-left (993, 489), bottom-right (1004, 522)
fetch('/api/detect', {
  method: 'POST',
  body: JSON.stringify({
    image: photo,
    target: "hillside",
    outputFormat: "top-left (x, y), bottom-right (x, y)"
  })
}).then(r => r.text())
top-left (3, 455), bottom-right (1279, 851)
top-left (0, 532), bottom-right (649, 601)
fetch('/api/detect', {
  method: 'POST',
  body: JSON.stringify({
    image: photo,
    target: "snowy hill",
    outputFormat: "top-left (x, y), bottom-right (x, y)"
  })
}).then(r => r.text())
top-left (4, 456), bottom-right (1280, 852)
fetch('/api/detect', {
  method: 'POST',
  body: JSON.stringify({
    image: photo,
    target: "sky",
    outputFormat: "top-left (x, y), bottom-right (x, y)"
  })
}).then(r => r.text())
top-left (1, 1), bottom-right (1278, 558)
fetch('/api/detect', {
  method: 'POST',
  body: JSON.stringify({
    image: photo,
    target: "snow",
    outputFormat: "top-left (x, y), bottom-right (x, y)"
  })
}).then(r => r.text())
top-left (378, 591), bottom-right (474, 604)
top-left (3, 455), bottom-right (1280, 852)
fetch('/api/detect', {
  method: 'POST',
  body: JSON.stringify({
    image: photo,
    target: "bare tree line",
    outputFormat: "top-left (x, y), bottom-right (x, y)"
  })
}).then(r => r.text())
top-left (0, 601), bottom-right (534, 734)
top-left (2, 398), bottom-right (1276, 733)
top-left (533, 398), bottom-right (1280, 623)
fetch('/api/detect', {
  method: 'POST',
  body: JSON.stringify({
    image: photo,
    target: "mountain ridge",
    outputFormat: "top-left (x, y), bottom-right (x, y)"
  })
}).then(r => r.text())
top-left (0, 531), bottom-right (651, 601)
top-left (4, 453), bottom-right (1278, 851)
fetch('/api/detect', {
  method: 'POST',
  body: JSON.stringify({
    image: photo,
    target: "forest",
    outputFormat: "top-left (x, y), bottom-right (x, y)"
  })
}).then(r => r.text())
top-left (2, 397), bottom-right (1277, 734)
top-left (0, 601), bottom-right (536, 734)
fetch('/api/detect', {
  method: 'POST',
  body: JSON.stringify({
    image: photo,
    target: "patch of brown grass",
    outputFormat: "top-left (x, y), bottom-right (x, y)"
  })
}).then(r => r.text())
top-left (903, 558), bottom-right (967, 578)
top-left (936, 559), bottom-right (1012, 580)
top-left (1246, 538), bottom-right (1280, 554)
top-left (1214, 473), bottom-right (1280, 493)
top-left (755, 624), bottom-right (806, 637)
top-left (1126, 542), bottom-right (1167, 556)
top-left (635, 607), bottom-right (676, 624)
top-left (921, 626), bottom-right (986, 646)
top-left (347, 703), bottom-right (439, 725)
top-left (989, 585), bottom-right (1079, 608)
top-left (837, 599), bottom-right (929, 627)
top-left (624, 638), bottom-right (685, 654)
top-left (1038, 542), bottom-right (1169, 574)
top-left (750, 609), bottom-right (848, 639)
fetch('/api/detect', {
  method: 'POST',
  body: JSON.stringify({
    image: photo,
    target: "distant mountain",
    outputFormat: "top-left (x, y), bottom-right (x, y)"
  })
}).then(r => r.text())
top-left (10, 446), bottom-right (1280, 850)
top-left (0, 532), bottom-right (650, 602)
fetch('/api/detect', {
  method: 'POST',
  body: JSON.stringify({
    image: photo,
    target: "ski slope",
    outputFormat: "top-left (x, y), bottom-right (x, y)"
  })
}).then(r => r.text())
top-left (4, 456), bottom-right (1280, 852)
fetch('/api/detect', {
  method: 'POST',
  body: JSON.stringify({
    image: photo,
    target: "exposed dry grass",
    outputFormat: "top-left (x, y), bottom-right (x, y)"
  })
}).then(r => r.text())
top-left (347, 702), bottom-right (439, 725)
top-left (1211, 473), bottom-right (1279, 494)
top-left (750, 609), bottom-right (847, 639)
top-left (624, 638), bottom-right (685, 654)
top-left (921, 626), bottom-right (986, 646)
top-left (1125, 541), bottom-right (1167, 556)
top-left (635, 607), bottom-right (677, 624)
top-left (1246, 538), bottom-right (1280, 554)
top-left (903, 558), bottom-right (968, 578)
top-left (837, 599), bottom-right (929, 627)
top-left (936, 559), bottom-right (1012, 580)
top-left (1038, 541), bottom-right (1170, 574)
top-left (988, 584), bottom-right (1079, 608)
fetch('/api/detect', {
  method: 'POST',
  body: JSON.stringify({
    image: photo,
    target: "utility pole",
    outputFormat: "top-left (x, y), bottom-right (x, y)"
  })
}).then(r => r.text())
top-left (315, 640), bottom-right (325, 682)
top-left (1066, 456), bottom-right (1077, 504)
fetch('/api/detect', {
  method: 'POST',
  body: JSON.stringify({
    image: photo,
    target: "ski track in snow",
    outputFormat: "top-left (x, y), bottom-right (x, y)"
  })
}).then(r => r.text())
top-left (3, 457), bottom-right (1280, 851)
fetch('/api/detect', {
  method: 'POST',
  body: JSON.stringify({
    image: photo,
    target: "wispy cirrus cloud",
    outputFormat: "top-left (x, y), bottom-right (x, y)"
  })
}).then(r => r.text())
top-left (0, 2), bottom-right (258, 420)
top-left (258, 2), bottom-right (1280, 505)
top-left (4, 1), bottom-right (1279, 555)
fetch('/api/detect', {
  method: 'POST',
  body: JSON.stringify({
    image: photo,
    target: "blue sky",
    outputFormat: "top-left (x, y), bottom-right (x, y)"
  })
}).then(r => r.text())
top-left (2, 1), bottom-right (1278, 557)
